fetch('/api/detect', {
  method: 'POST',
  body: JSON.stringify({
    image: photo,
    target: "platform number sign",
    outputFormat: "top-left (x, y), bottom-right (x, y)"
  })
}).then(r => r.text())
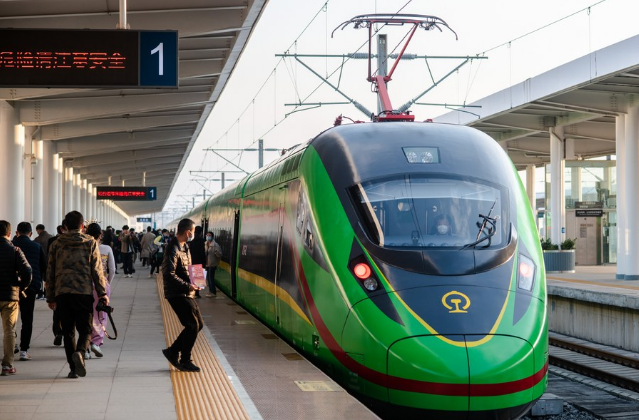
top-left (96, 186), bottom-right (158, 201)
top-left (0, 29), bottom-right (178, 88)
top-left (140, 31), bottom-right (178, 87)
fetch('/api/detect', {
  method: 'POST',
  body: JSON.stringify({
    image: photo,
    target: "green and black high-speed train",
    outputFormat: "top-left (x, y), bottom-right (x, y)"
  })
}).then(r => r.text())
top-left (173, 122), bottom-right (548, 420)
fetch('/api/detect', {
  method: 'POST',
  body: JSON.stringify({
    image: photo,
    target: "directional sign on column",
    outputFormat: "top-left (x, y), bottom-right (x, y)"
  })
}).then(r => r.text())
top-left (0, 29), bottom-right (178, 88)
top-left (96, 187), bottom-right (157, 201)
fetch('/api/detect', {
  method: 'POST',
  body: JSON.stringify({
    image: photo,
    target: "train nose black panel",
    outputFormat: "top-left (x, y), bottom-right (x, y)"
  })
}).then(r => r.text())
top-left (394, 285), bottom-right (508, 341)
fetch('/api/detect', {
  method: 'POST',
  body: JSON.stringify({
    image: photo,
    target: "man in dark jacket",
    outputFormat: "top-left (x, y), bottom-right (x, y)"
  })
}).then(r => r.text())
top-left (120, 225), bottom-right (137, 277)
top-left (12, 222), bottom-right (46, 361)
top-left (46, 211), bottom-right (108, 379)
top-left (34, 224), bottom-right (53, 257)
top-left (0, 220), bottom-right (32, 376)
top-left (161, 218), bottom-right (203, 372)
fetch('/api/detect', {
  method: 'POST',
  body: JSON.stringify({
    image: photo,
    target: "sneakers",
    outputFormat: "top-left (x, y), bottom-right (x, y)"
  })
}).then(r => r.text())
top-left (1, 365), bottom-right (16, 376)
top-left (90, 344), bottom-right (103, 358)
top-left (85, 350), bottom-right (91, 360)
top-left (19, 351), bottom-right (30, 361)
top-left (124, 274), bottom-right (133, 278)
top-left (177, 360), bottom-right (201, 372)
top-left (162, 348), bottom-right (179, 369)
top-left (67, 371), bottom-right (78, 379)
top-left (72, 352), bottom-right (86, 377)
top-left (53, 335), bottom-right (63, 346)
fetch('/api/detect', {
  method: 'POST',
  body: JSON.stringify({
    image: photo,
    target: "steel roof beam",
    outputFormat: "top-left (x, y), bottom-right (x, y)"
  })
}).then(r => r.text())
top-left (68, 146), bottom-right (186, 168)
top-left (19, 92), bottom-right (211, 126)
top-left (0, 9), bottom-right (245, 37)
top-left (76, 156), bottom-right (184, 176)
top-left (180, 59), bottom-right (224, 79)
top-left (55, 130), bottom-right (193, 155)
top-left (0, 89), bottom-right (90, 101)
top-left (85, 166), bottom-right (180, 183)
top-left (42, 115), bottom-right (199, 141)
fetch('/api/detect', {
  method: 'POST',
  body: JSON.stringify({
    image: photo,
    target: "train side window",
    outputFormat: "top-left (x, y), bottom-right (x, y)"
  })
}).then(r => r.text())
top-left (305, 222), bottom-right (314, 251)
top-left (296, 190), bottom-right (306, 234)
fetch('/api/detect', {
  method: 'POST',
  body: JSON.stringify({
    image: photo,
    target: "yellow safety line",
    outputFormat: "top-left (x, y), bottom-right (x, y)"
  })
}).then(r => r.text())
top-left (156, 275), bottom-right (252, 420)
top-left (547, 276), bottom-right (639, 291)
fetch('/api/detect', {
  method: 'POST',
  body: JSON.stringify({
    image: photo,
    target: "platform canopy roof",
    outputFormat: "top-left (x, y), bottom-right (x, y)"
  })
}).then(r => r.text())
top-left (435, 33), bottom-right (639, 171)
top-left (0, 0), bottom-right (268, 216)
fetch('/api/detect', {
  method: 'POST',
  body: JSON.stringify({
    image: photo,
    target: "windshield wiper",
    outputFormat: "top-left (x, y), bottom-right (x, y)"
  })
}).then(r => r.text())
top-left (461, 200), bottom-right (498, 249)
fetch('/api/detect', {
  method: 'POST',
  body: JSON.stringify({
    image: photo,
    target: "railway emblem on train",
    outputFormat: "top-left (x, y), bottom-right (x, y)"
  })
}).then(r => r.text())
top-left (441, 291), bottom-right (470, 313)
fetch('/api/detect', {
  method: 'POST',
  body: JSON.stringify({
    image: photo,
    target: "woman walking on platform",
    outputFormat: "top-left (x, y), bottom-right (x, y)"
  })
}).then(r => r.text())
top-left (85, 223), bottom-right (115, 359)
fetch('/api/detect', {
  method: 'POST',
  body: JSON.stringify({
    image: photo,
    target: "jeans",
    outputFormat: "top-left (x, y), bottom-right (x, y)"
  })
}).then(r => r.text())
top-left (18, 288), bottom-right (36, 351)
top-left (122, 252), bottom-right (133, 275)
top-left (167, 297), bottom-right (204, 363)
top-left (206, 266), bottom-right (217, 294)
top-left (56, 294), bottom-right (93, 372)
top-left (0, 301), bottom-right (18, 366)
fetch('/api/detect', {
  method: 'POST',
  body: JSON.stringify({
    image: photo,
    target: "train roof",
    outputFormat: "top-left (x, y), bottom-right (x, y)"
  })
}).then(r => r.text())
top-left (310, 121), bottom-right (518, 191)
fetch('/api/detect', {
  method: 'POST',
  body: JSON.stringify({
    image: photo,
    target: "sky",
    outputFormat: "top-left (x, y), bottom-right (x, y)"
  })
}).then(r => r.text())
top-left (157, 0), bottom-right (639, 222)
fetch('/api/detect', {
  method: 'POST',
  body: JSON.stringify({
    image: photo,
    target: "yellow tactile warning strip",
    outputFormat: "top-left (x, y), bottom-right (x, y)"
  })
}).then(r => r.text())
top-left (548, 276), bottom-right (639, 291)
top-left (156, 276), bottom-right (252, 420)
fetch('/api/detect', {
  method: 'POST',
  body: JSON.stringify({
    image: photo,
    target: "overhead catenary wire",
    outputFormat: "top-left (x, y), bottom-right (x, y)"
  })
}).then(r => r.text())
top-left (180, 1), bottom-right (332, 198)
top-left (172, 0), bottom-right (609, 215)
top-left (463, 0), bottom-right (608, 108)
top-left (479, 0), bottom-right (607, 55)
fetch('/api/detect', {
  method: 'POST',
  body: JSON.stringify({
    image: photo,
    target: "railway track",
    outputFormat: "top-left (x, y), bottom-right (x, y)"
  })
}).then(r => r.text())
top-left (549, 332), bottom-right (639, 393)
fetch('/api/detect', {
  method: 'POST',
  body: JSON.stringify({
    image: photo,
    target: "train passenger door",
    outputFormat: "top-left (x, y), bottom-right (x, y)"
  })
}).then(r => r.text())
top-left (230, 210), bottom-right (240, 299)
top-left (274, 205), bottom-right (285, 326)
top-left (202, 217), bottom-right (209, 234)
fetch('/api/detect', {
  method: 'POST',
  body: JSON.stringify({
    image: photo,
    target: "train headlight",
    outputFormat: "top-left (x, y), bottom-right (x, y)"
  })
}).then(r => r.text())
top-left (403, 147), bottom-right (440, 164)
top-left (517, 254), bottom-right (535, 291)
top-left (363, 277), bottom-right (379, 291)
top-left (353, 263), bottom-right (372, 279)
top-left (352, 262), bottom-right (379, 291)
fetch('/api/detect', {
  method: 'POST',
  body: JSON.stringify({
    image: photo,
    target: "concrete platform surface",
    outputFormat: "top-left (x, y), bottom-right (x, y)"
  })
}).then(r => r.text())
top-left (0, 260), bottom-right (379, 420)
top-left (547, 265), bottom-right (639, 308)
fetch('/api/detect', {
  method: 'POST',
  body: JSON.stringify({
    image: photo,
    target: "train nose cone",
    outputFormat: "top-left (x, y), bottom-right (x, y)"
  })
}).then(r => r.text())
top-left (387, 335), bottom-right (542, 416)
top-left (387, 335), bottom-right (469, 410)
top-left (466, 335), bottom-right (537, 412)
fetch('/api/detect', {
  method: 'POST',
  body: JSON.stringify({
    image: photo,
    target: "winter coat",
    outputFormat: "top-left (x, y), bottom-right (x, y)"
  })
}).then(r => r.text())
top-left (140, 232), bottom-right (157, 258)
top-left (0, 237), bottom-right (32, 301)
top-left (12, 235), bottom-right (46, 293)
top-left (34, 230), bottom-right (53, 256)
top-left (120, 231), bottom-right (137, 254)
top-left (45, 230), bottom-right (107, 302)
top-left (189, 236), bottom-right (206, 265)
top-left (162, 238), bottom-right (194, 299)
top-left (205, 240), bottom-right (222, 268)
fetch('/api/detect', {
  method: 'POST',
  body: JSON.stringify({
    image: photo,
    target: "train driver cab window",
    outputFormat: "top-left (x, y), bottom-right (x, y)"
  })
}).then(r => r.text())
top-left (351, 175), bottom-right (507, 249)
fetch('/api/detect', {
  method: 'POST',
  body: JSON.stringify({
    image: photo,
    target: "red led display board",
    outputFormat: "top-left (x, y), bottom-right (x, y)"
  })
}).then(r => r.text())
top-left (0, 28), bottom-right (177, 88)
top-left (96, 186), bottom-right (157, 201)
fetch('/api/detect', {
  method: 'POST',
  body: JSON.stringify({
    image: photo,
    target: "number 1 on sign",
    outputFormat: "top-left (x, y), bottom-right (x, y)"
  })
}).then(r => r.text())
top-left (151, 43), bottom-right (164, 76)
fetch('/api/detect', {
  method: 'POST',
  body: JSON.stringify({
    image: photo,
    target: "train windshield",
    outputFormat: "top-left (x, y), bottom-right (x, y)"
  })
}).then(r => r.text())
top-left (352, 175), bottom-right (508, 249)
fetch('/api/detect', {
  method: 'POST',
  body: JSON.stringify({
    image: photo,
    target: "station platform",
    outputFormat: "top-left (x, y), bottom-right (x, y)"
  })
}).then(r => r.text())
top-left (0, 260), bottom-right (379, 420)
top-left (547, 264), bottom-right (639, 309)
top-left (546, 264), bottom-right (639, 354)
